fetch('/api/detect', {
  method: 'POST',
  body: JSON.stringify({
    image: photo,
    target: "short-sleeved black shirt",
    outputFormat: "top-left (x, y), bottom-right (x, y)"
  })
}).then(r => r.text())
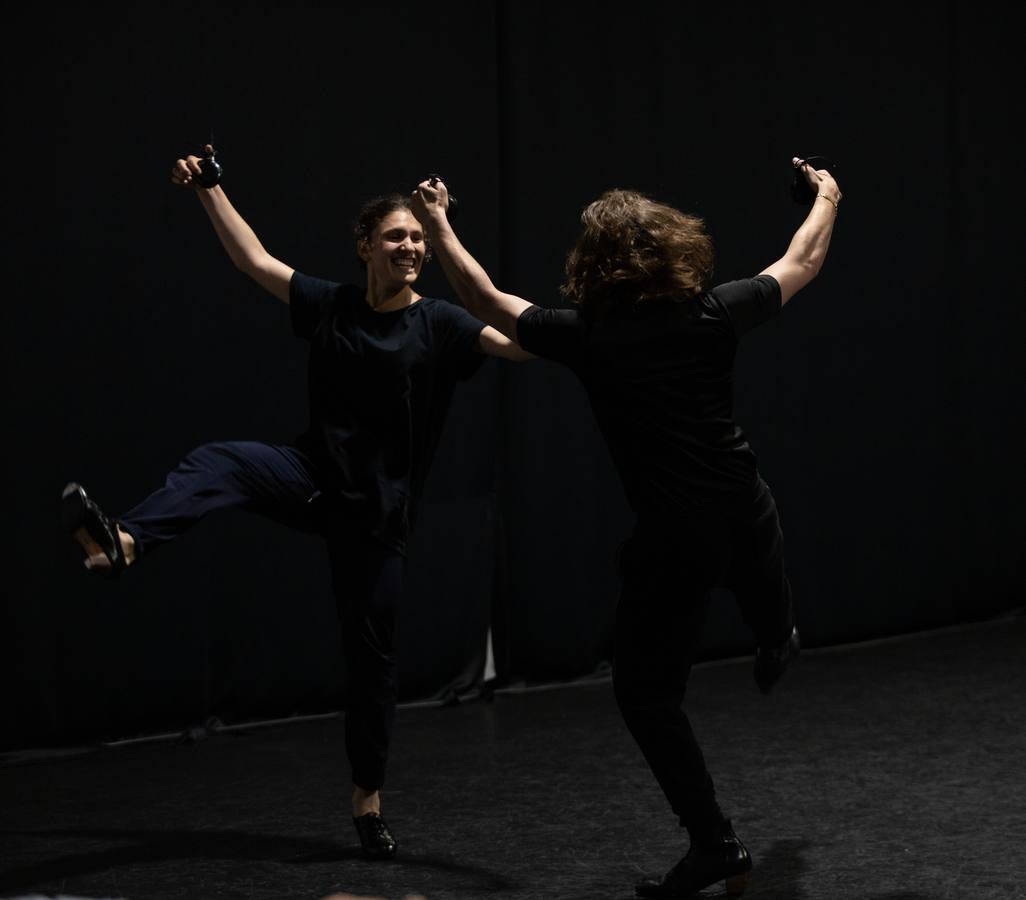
top-left (290, 271), bottom-right (486, 552)
top-left (516, 275), bottom-right (782, 517)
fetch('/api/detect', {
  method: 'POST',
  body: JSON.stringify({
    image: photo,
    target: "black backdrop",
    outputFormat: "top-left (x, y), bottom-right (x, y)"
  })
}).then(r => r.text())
top-left (3, 2), bottom-right (1023, 752)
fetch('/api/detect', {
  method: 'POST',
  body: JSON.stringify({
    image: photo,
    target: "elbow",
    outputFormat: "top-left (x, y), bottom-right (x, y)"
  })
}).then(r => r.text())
top-left (234, 250), bottom-right (269, 280)
top-left (795, 255), bottom-right (823, 284)
top-left (459, 286), bottom-right (491, 317)
top-left (462, 288), bottom-right (485, 313)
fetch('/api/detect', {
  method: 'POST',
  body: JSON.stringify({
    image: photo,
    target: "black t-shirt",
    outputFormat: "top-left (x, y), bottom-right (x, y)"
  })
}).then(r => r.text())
top-left (516, 275), bottom-right (782, 517)
top-left (290, 271), bottom-right (486, 552)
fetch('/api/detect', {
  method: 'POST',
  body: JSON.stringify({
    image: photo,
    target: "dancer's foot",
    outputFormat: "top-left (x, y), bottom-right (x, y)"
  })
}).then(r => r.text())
top-left (351, 786), bottom-right (396, 858)
top-left (754, 625), bottom-right (800, 695)
top-left (61, 482), bottom-right (136, 575)
top-left (635, 821), bottom-right (752, 898)
top-left (352, 812), bottom-right (398, 860)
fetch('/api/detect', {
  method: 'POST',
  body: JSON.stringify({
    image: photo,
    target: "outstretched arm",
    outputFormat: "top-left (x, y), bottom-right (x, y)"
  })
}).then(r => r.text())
top-left (171, 145), bottom-right (294, 304)
top-left (410, 180), bottom-right (533, 344)
top-left (759, 158), bottom-right (842, 305)
top-left (479, 325), bottom-right (534, 361)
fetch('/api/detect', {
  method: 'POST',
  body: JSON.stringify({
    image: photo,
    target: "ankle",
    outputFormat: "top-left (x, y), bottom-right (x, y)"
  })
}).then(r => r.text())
top-left (688, 818), bottom-right (731, 850)
top-left (352, 786), bottom-right (381, 817)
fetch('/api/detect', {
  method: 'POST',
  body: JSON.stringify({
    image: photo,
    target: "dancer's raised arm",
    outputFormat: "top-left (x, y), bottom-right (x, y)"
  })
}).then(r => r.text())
top-left (410, 179), bottom-right (533, 343)
top-left (759, 157), bottom-right (841, 304)
top-left (171, 145), bottom-right (294, 303)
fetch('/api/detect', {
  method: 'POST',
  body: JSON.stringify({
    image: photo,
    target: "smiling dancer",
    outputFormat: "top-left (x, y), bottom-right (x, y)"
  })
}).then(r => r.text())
top-left (61, 147), bottom-right (529, 859)
top-left (410, 158), bottom-right (840, 897)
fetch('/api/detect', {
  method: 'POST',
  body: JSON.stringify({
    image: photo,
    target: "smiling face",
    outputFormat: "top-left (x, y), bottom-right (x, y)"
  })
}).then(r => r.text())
top-left (358, 209), bottom-right (426, 292)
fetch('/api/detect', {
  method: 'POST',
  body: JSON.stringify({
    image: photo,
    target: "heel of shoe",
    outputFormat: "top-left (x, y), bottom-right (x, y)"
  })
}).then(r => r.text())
top-left (726, 870), bottom-right (751, 896)
top-left (60, 482), bottom-right (87, 532)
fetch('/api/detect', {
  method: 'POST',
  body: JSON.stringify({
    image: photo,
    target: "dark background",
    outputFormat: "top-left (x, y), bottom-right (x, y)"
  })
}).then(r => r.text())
top-left (3, 2), bottom-right (1023, 752)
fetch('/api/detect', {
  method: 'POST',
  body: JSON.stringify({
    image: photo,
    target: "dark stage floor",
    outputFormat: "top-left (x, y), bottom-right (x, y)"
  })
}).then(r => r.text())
top-left (2, 613), bottom-right (1025, 900)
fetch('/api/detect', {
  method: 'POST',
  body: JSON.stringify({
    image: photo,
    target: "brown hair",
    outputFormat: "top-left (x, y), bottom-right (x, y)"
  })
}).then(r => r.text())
top-left (352, 193), bottom-right (432, 266)
top-left (560, 189), bottom-right (713, 315)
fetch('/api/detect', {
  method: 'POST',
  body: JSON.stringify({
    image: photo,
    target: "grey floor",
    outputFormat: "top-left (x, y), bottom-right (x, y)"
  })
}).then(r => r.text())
top-left (2, 612), bottom-right (1024, 900)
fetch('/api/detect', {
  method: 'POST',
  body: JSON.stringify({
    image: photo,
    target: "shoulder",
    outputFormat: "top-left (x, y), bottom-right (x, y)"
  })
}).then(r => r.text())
top-left (518, 304), bottom-right (583, 329)
top-left (707, 275), bottom-right (782, 336)
top-left (708, 275), bottom-right (780, 308)
top-left (412, 298), bottom-right (486, 349)
top-left (416, 296), bottom-right (481, 327)
top-left (413, 295), bottom-right (443, 312)
top-left (289, 274), bottom-right (360, 339)
top-left (516, 304), bottom-right (586, 363)
top-left (416, 295), bottom-right (463, 312)
top-left (290, 271), bottom-right (354, 304)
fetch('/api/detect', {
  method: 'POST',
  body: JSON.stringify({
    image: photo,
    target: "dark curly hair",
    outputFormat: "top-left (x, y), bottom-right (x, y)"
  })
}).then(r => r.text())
top-left (560, 189), bottom-right (713, 315)
top-left (352, 193), bottom-right (432, 267)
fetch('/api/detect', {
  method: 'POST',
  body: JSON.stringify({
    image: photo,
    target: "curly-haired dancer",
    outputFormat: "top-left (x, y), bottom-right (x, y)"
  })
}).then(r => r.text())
top-left (61, 147), bottom-right (530, 859)
top-left (410, 159), bottom-right (841, 897)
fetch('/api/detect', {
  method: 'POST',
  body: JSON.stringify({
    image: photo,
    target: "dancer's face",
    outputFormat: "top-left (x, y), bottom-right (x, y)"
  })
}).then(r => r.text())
top-left (359, 209), bottom-right (426, 290)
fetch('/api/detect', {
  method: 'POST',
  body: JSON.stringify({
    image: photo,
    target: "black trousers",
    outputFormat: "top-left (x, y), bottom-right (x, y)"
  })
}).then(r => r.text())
top-left (118, 441), bottom-right (402, 792)
top-left (612, 477), bottom-right (793, 843)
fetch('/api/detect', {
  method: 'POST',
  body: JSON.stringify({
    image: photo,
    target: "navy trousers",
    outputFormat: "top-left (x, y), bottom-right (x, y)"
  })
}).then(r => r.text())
top-left (119, 441), bottom-right (402, 792)
top-left (612, 477), bottom-right (793, 844)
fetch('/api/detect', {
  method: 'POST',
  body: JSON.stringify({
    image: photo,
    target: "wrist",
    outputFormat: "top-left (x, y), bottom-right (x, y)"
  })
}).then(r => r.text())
top-left (426, 212), bottom-right (451, 235)
top-left (815, 194), bottom-right (839, 211)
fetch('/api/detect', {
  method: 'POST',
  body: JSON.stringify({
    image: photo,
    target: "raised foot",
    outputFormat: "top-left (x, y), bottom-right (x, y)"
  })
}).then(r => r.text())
top-left (754, 625), bottom-right (800, 695)
top-left (60, 482), bottom-right (133, 575)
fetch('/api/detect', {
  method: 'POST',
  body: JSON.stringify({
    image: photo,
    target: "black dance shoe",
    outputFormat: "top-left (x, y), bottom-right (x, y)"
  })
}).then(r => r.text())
top-left (754, 625), bottom-right (800, 695)
top-left (353, 812), bottom-right (398, 859)
top-left (60, 482), bottom-right (128, 576)
top-left (635, 821), bottom-right (752, 898)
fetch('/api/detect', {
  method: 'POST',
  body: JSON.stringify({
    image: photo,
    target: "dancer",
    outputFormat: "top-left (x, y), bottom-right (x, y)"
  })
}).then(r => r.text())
top-left (61, 146), bottom-right (529, 860)
top-left (410, 158), bottom-right (840, 897)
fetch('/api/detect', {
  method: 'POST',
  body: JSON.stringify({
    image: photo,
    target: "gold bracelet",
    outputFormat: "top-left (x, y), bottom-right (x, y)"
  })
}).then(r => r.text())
top-left (816, 194), bottom-right (839, 211)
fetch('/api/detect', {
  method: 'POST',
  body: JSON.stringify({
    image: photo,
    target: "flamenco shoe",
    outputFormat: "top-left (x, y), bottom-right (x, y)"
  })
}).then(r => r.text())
top-left (754, 625), bottom-right (800, 695)
top-left (352, 812), bottom-right (398, 860)
top-left (636, 821), bottom-right (752, 898)
top-left (60, 482), bottom-right (129, 576)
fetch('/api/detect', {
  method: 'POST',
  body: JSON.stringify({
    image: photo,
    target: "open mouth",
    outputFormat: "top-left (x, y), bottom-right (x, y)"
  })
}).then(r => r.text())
top-left (392, 255), bottom-right (417, 270)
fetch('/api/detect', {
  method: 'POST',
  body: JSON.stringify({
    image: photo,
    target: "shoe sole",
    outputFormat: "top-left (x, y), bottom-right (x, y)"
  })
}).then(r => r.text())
top-left (636, 862), bottom-right (752, 898)
top-left (362, 847), bottom-right (398, 860)
top-left (61, 482), bottom-right (115, 571)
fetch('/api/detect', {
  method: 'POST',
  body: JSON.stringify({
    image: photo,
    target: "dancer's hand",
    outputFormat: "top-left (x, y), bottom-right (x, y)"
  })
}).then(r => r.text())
top-left (793, 157), bottom-right (841, 206)
top-left (410, 178), bottom-right (450, 226)
top-left (171, 143), bottom-right (215, 189)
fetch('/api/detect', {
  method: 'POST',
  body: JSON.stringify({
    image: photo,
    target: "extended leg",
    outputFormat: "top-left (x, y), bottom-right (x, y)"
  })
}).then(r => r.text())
top-left (63, 442), bottom-right (319, 574)
top-left (120, 441), bottom-right (320, 551)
